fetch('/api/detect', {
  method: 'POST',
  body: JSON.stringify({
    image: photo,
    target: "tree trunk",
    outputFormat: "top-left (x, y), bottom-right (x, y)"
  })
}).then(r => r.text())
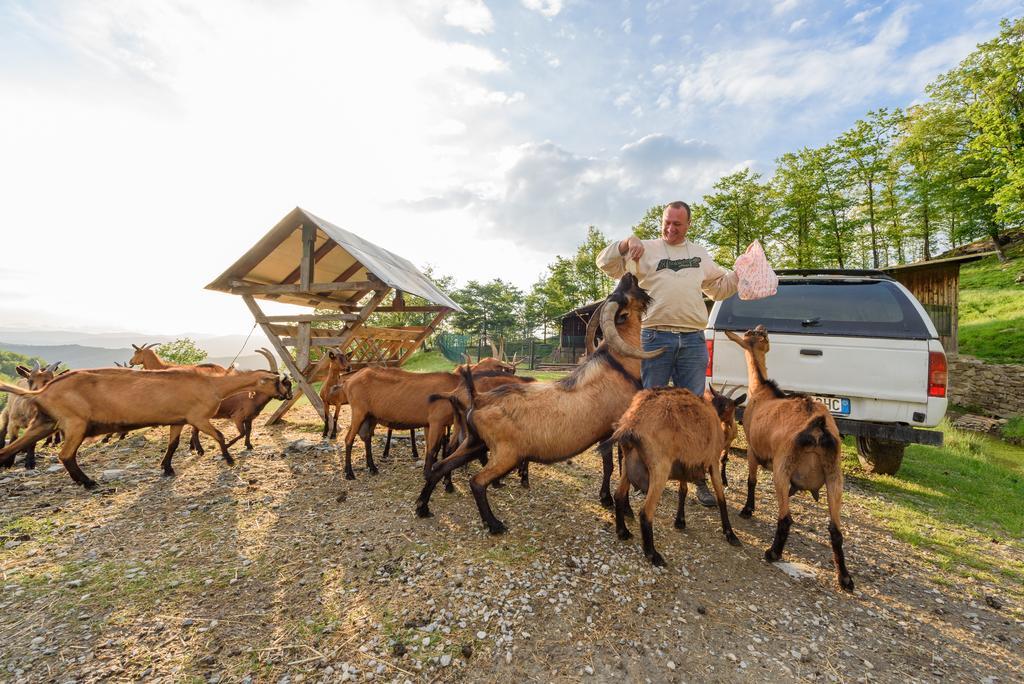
top-left (868, 181), bottom-right (879, 269)
top-left (990, 224), bottom-right (1009, 263)
top-left (922, 202), bottom-right (931, 261)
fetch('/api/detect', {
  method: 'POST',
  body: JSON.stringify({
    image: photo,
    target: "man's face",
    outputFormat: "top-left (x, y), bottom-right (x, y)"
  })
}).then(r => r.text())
top-left (662, 206), bottom-right (690, 245)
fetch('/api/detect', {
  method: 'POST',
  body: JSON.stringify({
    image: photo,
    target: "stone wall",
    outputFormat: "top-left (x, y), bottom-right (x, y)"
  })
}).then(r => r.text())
top-left (948, 356), bottom-right (1024, 417)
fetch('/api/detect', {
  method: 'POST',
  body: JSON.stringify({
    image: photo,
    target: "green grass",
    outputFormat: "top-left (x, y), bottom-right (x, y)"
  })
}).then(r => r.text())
top-left (843, 421), bottom-right (1024, 593)
top-left (958, 242), bottom-right (1024, 363)
top-left (1004, 415), bottom-right (1024, 445)
top-left (400, 349), bottom-right (568, 381)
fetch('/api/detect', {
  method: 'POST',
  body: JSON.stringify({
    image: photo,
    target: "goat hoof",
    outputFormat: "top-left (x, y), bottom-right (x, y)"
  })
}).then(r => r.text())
top-left (487, 522), bottom-right (507, 535)
top-left (25, 461), bottom-right (36, 471)
top-left (726, 532), bottom-right (742, 546)
top-left (674, 518), bottom-right (686, 530)
top-left (739, 507), bottom-right (753, 519)
top-left (444, 481), bottom-right (455, 493)
top-left (647, 551), bottom-right (666, 567)
top-left (764, 548), bottom-right (781, 563)
top-left (599, 494), bottom-right (614, 509)
top-left (368, 467), bottom-right (380, 476)
top-left (839, 575), bottom-right (855, 592)
top-left (415, 504), bottom-right (433, 518)
top-left (623, 506), bottom-right (635, 520)
top-left (492, 479), bottom-right (505, 489)
top-left (344, 471), bottom-right (356, 481)
top-left (616, 528), bottom-right (632, 541)
top-left (82, 479), bottom-right (98, 490)
top-left (520, 479), bottom-right (529, 489)
top-left (162, 468), bottom-right (176, 477)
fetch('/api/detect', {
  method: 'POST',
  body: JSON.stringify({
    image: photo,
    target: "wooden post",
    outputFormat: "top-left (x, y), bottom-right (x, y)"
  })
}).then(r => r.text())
top-left (242, 295), bottom-right (325, 420)
top-left (300, 223), bottom-right (315, 290)
top-left (297, 321), bottom-right (311, 369)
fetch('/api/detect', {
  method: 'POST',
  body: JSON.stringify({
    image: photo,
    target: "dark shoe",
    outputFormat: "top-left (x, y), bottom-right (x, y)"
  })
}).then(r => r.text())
top-left (695, 480), bottom-right (716, 507)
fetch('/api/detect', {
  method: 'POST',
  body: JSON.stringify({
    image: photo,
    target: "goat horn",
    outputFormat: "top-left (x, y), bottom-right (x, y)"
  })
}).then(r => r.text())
top-left (489, 341), bottom-right (499, 359)
top-left (255, 348), bottom-right (279, 374)
top-left (725, 385), bottom-right (740, 398)
top-left (585, 302), bottom-right (604, 355)
top-left (462, 353), bottom-right (472, 365)
top-left (31, 360), bottom-right (41, 371)
top-left (599, 300), bottom-right (664, 360)
top-left (45, 361), bottom-right (61, 373)
top-left (132, 343), bottom-right (140, 351)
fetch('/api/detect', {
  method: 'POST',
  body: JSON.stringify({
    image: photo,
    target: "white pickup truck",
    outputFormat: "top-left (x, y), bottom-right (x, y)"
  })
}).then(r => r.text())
top-left (706, 270), bottom-right (947, 475)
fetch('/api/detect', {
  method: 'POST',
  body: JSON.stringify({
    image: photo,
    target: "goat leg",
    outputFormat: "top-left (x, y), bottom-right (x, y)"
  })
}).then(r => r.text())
top-left (162, 425), bottom-right (184, 476)
top-left (382, 427), bottom-right (393, 460)
top-left (24, 442), bottom-right (36, 470)
top-left (416, 441), bottom-right (485, 517)
top-left (613, 469), bottom-right (633, 540)
top-left (825, 467), bottom-right (854, 591)
top-left (330, 403), bottom-right (341, 440)
top-left (739, 452), bottom-right (758, 518)
top-left (469, 456), bottom-right (517, 535)
top-left (720, 450), bottom-right (729, 488)
top-left (518, 461), bottom-right (529, 488)
top-left (765, 472), bottom-right (793, 562)
top-left (674, 480), bottom-right (687, 529)
top-left (598, 439), bottom-right (614, 508)
top-left (0, 421), bottom-right (55, 469)
top-left (364, 424), bottom-right (378, 476)
top-left (243, 419), bottom-right (254, 450)
top-left (56, 423), bottom-right (95, 489)
top-left (193, 419), bottom-right (231, 466)
top-left (640, 462), bottom-right (669, 566)
top-left (409, 428), bottom-right (419, 460)
top-left (710, 465), bottom-right (741, 546)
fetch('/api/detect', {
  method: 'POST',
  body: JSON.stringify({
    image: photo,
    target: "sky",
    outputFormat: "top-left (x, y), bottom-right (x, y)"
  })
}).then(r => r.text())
top-left (1, 0), bottom-right (1021, 335)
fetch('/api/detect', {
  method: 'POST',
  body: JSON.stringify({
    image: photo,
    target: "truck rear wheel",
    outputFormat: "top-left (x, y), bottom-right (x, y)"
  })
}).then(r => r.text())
top-left (855, 436), bottom-right (905, 475)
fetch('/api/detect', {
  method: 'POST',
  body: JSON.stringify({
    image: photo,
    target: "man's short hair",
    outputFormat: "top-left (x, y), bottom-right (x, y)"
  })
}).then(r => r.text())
top-left (664, 200), bottom-right (691, 220)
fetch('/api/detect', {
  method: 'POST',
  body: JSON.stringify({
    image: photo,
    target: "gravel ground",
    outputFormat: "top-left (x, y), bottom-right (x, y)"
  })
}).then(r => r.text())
top-left (1, 405), bottom-right (1021, 683)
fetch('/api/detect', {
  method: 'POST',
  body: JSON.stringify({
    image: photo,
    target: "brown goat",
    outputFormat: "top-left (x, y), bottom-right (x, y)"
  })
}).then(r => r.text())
top-left (725, 325), bottom-right (853, 591)
top-left (130, 343), bottom-right (229, 375)
top-left (703, 384), bottom-right (743, 488)
top-left (0, 361), bottom-right (61, 469)
top-left (0, 367), bottom-right (289, 488)
top-left (340, 357), bottom-right (515, 481)
top-left (415, 273), bottom-right (663, 533)
top-left (190, 349), bottom-right (292, 454)
top-left (612, 386), bottom-right (746, 565)
top-left (320, 349), bottom-right (353, 440)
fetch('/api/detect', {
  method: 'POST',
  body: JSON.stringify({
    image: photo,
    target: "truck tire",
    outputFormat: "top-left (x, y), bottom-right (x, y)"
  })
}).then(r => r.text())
top-left (855, 436), bottom-right (905, 475)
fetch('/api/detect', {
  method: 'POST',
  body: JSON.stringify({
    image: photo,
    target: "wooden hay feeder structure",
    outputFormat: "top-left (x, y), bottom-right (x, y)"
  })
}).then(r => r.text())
top-left (206, 207), bottom-right (462, 424)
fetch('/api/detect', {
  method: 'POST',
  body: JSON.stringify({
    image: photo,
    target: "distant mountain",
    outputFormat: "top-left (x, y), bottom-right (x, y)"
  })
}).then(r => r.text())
top-left (0, 328), bottom-right (275, 358)
top-left (0, 342), bottom-right (274, 371)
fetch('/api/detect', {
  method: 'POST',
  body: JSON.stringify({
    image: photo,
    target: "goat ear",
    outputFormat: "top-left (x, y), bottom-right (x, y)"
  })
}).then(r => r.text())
top-left (734, 393), bottom-right (747, 406)
top-left (15, 365), bottom-right (30, 378)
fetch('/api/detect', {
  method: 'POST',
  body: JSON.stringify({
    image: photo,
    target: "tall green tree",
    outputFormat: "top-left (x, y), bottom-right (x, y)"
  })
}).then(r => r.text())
top-left (837, 109), bottom-right (900, 267)
top-left (772, 147), bottom-right (826, 267)
top-left (156, 338), bottom-right (208, 365)
top-left (692, 169), bottom-right (776, 266)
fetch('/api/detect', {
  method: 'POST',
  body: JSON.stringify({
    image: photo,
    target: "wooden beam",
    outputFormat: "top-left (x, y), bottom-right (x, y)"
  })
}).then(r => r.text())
top-left (281, 238), bottom-right (336, 285)
top-left (404, 310), bottom-right (449, 362)
top-left (261, 313), bottom-right (359, 323)
top-left (334, 288), bottom-right (390, 351)
top-left (296, 322), bottom-right (311, 370)
top-left (299, 223), bottom-right (316, 290)
top-left (281, 336), bottom-right (354, 347)
top-left (314, 261), bottom-right (365, 298)
top-left (241, 295), bottom-right (325, 421)
top-left (228, 280), bottom-right (376, 295)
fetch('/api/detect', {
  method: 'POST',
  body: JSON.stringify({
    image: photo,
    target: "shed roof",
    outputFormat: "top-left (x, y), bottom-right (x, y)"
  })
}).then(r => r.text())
top-left (881, 252), bottom-right (994, 273)
top-left (206, 207), bottom-right (463, 312)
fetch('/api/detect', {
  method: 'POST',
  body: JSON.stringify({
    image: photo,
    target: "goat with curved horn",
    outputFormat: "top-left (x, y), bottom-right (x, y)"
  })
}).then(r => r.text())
top-left (255, 348), bottom-right (279, 374)
top-left (584, 302), bottom-right (604, 355)
top-left (599, 300), bottom-right (663, 360)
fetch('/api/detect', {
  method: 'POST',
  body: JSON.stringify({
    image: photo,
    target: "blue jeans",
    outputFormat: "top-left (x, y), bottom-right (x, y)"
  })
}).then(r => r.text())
top-left (640, 329), bottom-right (709, 395)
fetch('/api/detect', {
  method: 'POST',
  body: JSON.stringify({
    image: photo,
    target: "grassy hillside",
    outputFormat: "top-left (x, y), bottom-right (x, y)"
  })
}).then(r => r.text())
top-left (958, 242), bottom-right (1024, 364)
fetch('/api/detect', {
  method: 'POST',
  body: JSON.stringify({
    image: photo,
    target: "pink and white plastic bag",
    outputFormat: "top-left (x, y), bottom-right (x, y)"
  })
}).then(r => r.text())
top-left (733, 240), bottom-right (778, 300)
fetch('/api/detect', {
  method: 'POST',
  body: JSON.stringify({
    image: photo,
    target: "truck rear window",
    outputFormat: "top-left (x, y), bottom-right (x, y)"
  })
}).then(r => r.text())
top-left (713, 280), bottom-right (932, 339)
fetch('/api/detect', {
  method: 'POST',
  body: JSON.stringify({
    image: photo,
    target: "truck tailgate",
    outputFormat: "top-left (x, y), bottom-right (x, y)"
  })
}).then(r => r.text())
top-left (711, 332), bottom-right (933, 423)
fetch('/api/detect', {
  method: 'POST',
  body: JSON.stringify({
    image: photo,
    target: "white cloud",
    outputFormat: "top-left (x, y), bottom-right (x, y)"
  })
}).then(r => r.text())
top-left (622, 18), bottom-right (633, 34)
top-left (413, 135), bottom-right (735, 251)
top-left (851, 6), bottom-right (882, 23)
top-left (649, 33), bottom-right (663, 46)
top-left (789, 18), bottom-right (808, 32)
top-left (674, 5), bottom-right (976, 110)
top-left (522, 0), bottom-right (564, 19)
top-left (772, 0), bottom-right (801, 15)
top-left (443, 0), bottom-right (495, 34)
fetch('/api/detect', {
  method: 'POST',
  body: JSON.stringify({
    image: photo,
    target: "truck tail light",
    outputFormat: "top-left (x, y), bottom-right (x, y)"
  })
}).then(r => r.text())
top-left (928, 351), bottom-right (947, 398)
top-left (706, 338), bottom-right (714, 377)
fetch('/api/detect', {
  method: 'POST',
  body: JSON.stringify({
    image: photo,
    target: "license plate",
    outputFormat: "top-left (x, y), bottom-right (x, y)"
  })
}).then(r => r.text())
top-left (812, 395), bottom-right (850, 416)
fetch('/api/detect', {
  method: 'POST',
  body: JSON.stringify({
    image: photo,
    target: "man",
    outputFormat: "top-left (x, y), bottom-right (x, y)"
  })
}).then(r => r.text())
top-left (596, 201), bottom-right (738, 506)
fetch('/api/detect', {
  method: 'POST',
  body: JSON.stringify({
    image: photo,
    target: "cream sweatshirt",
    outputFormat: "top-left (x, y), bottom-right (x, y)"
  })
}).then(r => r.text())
top-left (596, 238), bottom-right (738, 332)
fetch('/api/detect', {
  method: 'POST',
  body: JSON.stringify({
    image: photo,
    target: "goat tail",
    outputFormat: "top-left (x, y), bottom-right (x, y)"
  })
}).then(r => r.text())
top-left (794, 415), bottom-right (839, 452)
top-left (460, 365), bottom-right (477, 404)
top-left (0, 382), bottom-right (32, 397)
top-left (612, 427), bottom-right (642, 454)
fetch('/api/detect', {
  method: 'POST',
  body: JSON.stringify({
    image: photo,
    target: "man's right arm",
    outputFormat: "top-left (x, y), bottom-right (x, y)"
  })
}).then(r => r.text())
top-left (596, 236), bottom-right (645, 279)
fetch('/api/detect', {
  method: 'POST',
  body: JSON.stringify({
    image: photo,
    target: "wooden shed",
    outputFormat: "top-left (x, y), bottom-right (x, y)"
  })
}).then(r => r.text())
top-left (206, 207), bottom-right (462, 423)
top-left (882, 252), bottom-right (991, 357)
